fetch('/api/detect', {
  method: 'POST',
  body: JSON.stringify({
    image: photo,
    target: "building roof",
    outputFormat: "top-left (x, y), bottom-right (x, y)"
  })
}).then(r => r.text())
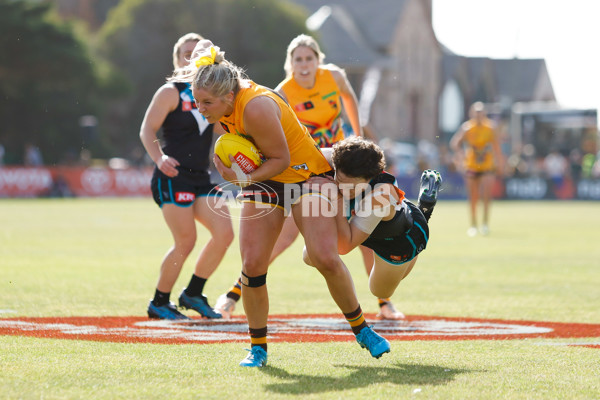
top-left (441, 54), bottom-right (464, 82)
top-left (289, 0), bottom-right (552, 104)
top-left (441, 54), bottom-right (549, 103)
top-left (287, 0), bottom-right (407, 65)
top-left (311, 5), bottom-right (381, 67)
top-left (492, 58), bottom-right (547, 102)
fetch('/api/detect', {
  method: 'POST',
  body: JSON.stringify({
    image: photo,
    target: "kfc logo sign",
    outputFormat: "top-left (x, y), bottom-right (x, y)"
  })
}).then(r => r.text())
top-left (176, 192), bottom-right (195, 202)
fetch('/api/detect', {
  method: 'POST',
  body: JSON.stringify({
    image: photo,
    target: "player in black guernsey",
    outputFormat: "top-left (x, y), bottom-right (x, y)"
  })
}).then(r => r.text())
top-left (140, 33), bottom-right (234, 320)
top-left (305, 136), bottom-right (441, 302)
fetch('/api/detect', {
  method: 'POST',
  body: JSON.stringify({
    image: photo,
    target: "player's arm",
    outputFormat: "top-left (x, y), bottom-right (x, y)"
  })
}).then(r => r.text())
top-left (491, 127), bottom-right (505, 175)
top-left (273, 82), bottom-right (289, 103)
top-left (212, 96), bottom-right (289, 185)
top-left (335, 198), bottom-right (371, 254)
top-left (330, 67), bottom-right (364, 137)
top-left (450, 123), bottom-right (466, 152)
top-left (139, 84), bottom-right (180, 177)
top-left (242, 96), bottom-right (290, 182)
top-left (336, 188), bottom-right (395, 254)
top-left (450, 123), bottom-right (468, 170)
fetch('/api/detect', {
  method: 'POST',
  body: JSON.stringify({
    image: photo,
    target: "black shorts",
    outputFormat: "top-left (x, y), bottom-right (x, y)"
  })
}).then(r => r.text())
top-left (151, 169), bottom-right (221, 208)
top-left (362, 201), bottom-right (429, 265)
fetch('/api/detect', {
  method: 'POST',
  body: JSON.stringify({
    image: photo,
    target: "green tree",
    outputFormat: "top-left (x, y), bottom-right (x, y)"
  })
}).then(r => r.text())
top-left (96, 0), bottom-right (307, 159)
top-left (0, 0), bottom-right (105, 165)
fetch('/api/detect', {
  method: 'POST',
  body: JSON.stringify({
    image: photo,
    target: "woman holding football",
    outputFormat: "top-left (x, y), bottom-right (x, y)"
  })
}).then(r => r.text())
top-left (218, 34), bottom-right (403, 320)
top-left (171, 39), bottom-right (390, 367)
top-left (139, 33), bottom-right (234, 320)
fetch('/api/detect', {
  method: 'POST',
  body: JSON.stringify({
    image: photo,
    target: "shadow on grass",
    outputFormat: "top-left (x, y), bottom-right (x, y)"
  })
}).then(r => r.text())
top-left (261, 363), bottom-right (473, 395)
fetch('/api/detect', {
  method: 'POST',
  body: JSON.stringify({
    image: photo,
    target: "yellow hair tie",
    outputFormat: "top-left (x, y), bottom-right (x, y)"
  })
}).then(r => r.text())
top-left (195, 46), bottom-right (217, 68)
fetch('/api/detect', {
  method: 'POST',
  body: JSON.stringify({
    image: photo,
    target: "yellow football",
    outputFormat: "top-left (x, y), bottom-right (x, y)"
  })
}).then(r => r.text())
top-left (214, 133), bottom-right (263, 173)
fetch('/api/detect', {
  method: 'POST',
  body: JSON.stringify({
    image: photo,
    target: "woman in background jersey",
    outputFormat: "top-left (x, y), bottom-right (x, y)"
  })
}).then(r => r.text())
top-left (450, 102), bottom-right (504, 236)
top-left (139, 33), bottom-right (234, 320)
top-left (215, 34), bottom-right (404, 321)
top-left (173, 39), bottom-right (390, 367)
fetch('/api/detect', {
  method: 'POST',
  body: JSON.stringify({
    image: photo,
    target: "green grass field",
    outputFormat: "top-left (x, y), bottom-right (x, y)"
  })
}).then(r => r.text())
top-left (1, 198), bottom-right (599, 399)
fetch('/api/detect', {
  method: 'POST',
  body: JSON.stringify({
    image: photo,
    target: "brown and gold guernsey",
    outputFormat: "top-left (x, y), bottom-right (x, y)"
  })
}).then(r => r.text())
top-left (279, 67), bottom-right (343, 148)
top-left (219, 80), bottom-right (331, 183)
top-left (463, 118), bottom-right (496, 172)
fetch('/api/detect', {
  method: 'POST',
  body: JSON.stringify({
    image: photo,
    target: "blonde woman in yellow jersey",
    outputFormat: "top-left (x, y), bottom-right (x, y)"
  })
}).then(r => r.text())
top-left (277, 34), bottom-right (363, 147)
top-left (450, 102), bottom-right (504, 236)
top-left (258, 34), bottom-right (402, 320)
top-left (172, 40), bottom-right (390, 367)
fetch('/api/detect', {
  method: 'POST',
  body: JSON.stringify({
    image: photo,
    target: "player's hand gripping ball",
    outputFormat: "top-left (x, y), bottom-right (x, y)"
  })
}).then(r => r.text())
top-left (214, 133), bottom-right (263, 174)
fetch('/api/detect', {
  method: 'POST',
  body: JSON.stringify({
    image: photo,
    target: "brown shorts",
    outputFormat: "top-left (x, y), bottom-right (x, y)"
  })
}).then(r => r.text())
top-left (238, 173), bottom-right (334, 215)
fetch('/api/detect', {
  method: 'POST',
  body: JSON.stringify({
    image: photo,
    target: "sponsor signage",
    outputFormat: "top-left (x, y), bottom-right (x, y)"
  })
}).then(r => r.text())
top-left (1, 168), bottom-right (600, 200)
top-left (0, 167), bottom-right (153, 197)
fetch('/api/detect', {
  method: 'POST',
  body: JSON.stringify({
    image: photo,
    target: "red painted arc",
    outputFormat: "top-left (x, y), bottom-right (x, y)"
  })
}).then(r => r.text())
top-left (1, 314), bottom-right (598, 346)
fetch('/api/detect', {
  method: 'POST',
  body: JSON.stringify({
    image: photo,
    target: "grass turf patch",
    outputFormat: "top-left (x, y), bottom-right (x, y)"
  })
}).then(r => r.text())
top-left (1, 198), bottom-right (599, 399)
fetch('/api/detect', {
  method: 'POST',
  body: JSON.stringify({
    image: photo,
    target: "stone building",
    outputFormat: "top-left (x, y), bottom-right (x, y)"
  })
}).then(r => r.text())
top-left (288, 0), bottom-right (556, 144)
top-left (52, 0), bottom-right (557, 146)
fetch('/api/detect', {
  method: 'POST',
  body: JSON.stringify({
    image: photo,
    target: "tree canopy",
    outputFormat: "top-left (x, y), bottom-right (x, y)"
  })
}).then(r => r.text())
top-left (1, 0), bottom-right (309, 164)
top-left (96, 0), bottom-right (308, 159)
top-left (0, 0), bottom-right (103, 165)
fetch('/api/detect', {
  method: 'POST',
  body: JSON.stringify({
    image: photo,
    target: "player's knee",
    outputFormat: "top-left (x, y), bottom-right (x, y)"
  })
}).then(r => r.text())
top-left (309, 251), bottom-right (342, 275)
top-left (240, 271), bottom-right (267, 288)
top-left (369, 281), bottom-right (395, 299)
top-left (240, 253), bottom-right (267, 278)
top-left (175, 232), bottom-right (197, 255)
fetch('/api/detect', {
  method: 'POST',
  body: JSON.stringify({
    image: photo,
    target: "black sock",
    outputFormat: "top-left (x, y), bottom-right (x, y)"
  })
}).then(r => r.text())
top-left (184, 275), bottom-right (207, 297)
top-left (152, 289), bottom-right (170, 306)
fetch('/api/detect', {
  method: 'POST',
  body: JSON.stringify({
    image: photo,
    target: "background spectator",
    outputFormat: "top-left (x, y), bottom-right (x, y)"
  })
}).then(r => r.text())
top-left (543, 149), bottom-right (569, 186)
top-left (24, 143), bottom-right (44, 166)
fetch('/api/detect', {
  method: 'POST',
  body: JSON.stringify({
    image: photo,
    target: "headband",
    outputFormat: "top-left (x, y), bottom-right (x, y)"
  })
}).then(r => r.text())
top-left (195, 46), bottom-right (217, 68)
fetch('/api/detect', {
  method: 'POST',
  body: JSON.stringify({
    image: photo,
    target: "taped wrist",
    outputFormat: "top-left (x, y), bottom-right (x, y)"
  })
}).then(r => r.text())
top-left (240, 271), bottom-right (267, 287)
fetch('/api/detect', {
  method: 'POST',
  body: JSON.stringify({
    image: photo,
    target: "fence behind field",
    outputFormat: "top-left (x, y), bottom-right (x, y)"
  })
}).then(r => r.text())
top-left (1, 167), bottom-right (600, 200)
